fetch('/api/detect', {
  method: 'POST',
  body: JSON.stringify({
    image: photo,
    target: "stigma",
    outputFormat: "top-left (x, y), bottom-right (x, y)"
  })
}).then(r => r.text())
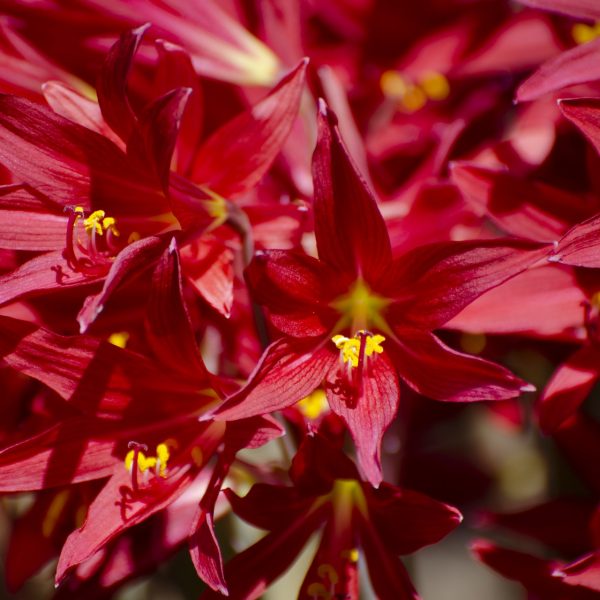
top-left (332, 331), bottom-right (385, 368)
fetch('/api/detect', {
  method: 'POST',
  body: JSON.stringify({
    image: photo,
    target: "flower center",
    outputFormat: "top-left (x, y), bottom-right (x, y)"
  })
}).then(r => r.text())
top-left (125, 441), bottom-right (171, 491)
top-left (64, 205), bottom-right (122, 273)
top-left (331, 279), bottom-right (390, 334)
top-left (331, 331), bottom-right (385, 369)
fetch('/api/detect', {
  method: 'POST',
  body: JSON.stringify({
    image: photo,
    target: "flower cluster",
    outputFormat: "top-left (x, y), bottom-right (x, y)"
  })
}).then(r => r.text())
top-left (1, 0), bottom-right (600, 598)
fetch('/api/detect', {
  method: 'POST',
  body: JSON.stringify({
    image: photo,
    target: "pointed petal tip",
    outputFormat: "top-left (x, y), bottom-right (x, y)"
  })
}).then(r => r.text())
top-left (133, 23), bottom-right (152, 36)
top-left (520, 383), bottom-right (536, 393)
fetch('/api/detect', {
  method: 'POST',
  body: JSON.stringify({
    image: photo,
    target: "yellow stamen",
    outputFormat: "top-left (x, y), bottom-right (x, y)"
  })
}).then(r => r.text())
top-left (591, 291), bottom-right (600, 310)
top-left (332, 332), bottom-right (385, 368)
top-left (296, 389), bottom-right (329, 419)
top-left (124, 442), bottom-right (170, 478)
top-left (108, 331), bottom-right (129, 348)
top-left (341, 548), bottom-right (359, 563)
top-left (572, 22), bottom-right (600, 45)
top-left (381, 69), bottom-right (450, 112)
top-left (83, 209), bottom-right (119, 237)
top-left (420, 71), bottom-right (450, 101)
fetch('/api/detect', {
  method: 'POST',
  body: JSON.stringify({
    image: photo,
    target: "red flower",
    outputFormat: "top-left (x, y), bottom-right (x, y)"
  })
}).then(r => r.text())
top-left (212, 101), bottom-right (545, 485)
top-left (203, 434), bottom-right (461, 599)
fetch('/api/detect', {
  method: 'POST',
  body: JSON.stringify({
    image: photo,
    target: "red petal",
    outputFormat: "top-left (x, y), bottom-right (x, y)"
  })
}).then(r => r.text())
top-left (55, 466), bottom-right (193, 586)
top-left (192, 59), bottom-right (307, 198)
top-left (202, 505), bottom-right (326, 600)
top-left (155, 40), bottom-right (203, 175)
top-left (368, 484), bottom-right (462, 555)
top-left (224, 485), bottom-right (311, 531)
top-left (189, 509), bottom-right (227, 595)
top-left (552, 212), bottom-right (600, 267)
top-left (0, 316), bottom-right (202, 419)
top-left (447, 265), bottom-right (586, 341)
top-left (388, 240), bottom-right (548, 329)
top-left (451, 162), bottom-right (585, 242)
top-left (77, 235), bottom-right (166, 333)
top-left (0, 420), bottom-right (119, 491)
top-left (519, 0), bottom-right (600, 20)
top-left (0, 95), bottom-right (168, 215)
top-left (392, 330), bottom-right (532, 401)
top-left (560, 98), bottom-right (600, 155)
top-left (561, 553), bottom-right (600, 591)
top-left (245, 249), bottom-right (342, 337)
top-left (0, 210), bottom-right (67, 251)
top-left (42, 81), bottom-right (123, 147)
top-left (0, 251), bottom-right (101, 307)
top-left (213, 339), bottom-right (337, 421)
top-left (517, 39), bottom-right (600, 102)
top-left (127, 87), bottom-right (192, 192)
top-left (180, 236), bottom-right (235, 318)
top-left (326, 352), bottom-right (399, 487)
top-left (145, 238), bottom-right (209, 380)
top-left (358, 514), bottom-right (419, 600)
top-left (538, 346), bottom-right (600, 433)
top-left (312, 100), bottom-right (392, 279)
top-left (96, 24), bottom-right (149, 142)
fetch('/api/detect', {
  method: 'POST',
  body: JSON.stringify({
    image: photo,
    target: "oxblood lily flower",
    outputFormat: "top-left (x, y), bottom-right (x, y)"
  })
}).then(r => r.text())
top-left (0, 26), bottom-right (308, 326)
top-left (203, 434), bottom-right (462, 599)
top-left (213, 101), bottom-right (545, 486)
top-left (0, 239), bottom-right (283, 594)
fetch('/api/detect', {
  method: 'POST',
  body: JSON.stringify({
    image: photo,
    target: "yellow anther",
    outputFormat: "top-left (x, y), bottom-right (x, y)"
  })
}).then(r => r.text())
top-left (102, 216), bottom-right (120, 236)
top-left (317, 564), bottom-right (339, 585)
top-left (83, 209), bottom-right (119, 236)
top-left (572, 22), bottom-right (600, 45)
top-left (332, 331), bottom-right (385, 368)
top-left (591, 291), bottom-right (600, 310)
top-left (401, 84), bottom-right (427, 112)
top-left (341, 548), bottom-right (359, 563)
top-left (156, 443), bottom-right (170, 478)
top-left (420, 71), bottom-right (450, 101)
top-left (74, 205), bottom-right (85, 215)
top-left (380, 70), bottom-right (409, 98)
top-left (124, 442), bottom-right (170, 477)
top-left (108, 331), bottom-right (129, 348)
top-left (42, 490), bottom-right (70, 538)
top-left (381, 69), bottom-right (449, 112)
top-left (128, 231), bottom-right (141, 244)
top-left (297, 389), bottom-right (329, 420)
top-left (306, 583), bottom-right (332, 599)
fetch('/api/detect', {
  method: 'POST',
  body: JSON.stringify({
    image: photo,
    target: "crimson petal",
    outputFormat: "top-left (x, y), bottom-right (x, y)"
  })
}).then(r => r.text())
top-left (326, 352), bottom-right (399, 487)
top-left (213, 339), bottom-right (337, 421)
top-left (392, 330), bottom-right (532, 401)
top-left (538, 346), bottom-right (600, 433)
top-left (517, 39), bottom-right (600, 102)
top-left (97, 24), bottom-right (149, 142)
top-left (312, 100), bottom-right (392, 279)
top-left (192, 59), bottom-right (307, 198)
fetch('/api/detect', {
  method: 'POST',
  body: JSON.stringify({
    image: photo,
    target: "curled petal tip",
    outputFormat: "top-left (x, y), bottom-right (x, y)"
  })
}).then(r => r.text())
top-left (520, 383), bottom-right (536, 393)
